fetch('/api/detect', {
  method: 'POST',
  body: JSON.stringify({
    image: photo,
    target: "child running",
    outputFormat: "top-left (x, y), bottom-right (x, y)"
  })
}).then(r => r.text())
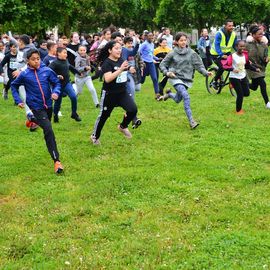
top-left (139, 31), bottom-right (160, 99)
top-left (246, 25), bottom-right (270, 109)
top-left (223, 40), bottom-right (259, 114)
top-left (0, 41), bottom-right (18, 100)
top-left (11, 48), bottom-right (63, 174)
top-left (74, 45), bottom-right (99, 108)
top-left (159, 32), bottom-right (212, 129)
top-left (154, 38), bottom-right (171, 95)
top-left (90, 41), bottom-right (138, 145)
top-left (49, 47), bottom-right (82, 123)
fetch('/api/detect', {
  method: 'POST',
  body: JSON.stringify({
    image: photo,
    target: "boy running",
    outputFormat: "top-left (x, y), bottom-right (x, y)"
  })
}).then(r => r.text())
top-left (11, 48), bottom-right (64, 174)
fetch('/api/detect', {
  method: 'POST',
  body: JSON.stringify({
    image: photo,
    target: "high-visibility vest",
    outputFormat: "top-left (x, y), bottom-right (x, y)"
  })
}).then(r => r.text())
top-left (210, 30), bottom-right (236, 55)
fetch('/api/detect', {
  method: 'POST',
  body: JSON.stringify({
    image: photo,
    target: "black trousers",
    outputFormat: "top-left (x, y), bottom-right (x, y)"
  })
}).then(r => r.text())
top-left (249, 77), bottom-right (269, 104)
top-left (32, 108), bottom-right (60, 162)
top-left (212, 56), bottom-right (224, 81)
top-left (230, 77), bottom-right (250, 112)
top-left (92, 90), bottom-right (138, 139)
top-left (158, 76), bottom-right (169, 95)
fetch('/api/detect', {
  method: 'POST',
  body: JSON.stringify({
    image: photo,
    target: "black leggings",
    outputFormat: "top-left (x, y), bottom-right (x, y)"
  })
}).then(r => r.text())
top-left (92, 90), bottom-right (138, 139)
top-left (249, 77), bottom-right (269, 104)
top-left (32, 108), bottom-right (60, 162)
top-left (230, 77), bottom-right (250, 112)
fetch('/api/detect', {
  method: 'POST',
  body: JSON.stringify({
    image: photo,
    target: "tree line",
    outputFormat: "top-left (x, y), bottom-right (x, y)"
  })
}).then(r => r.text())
top-left (1, 0), bottom-right (270, 37)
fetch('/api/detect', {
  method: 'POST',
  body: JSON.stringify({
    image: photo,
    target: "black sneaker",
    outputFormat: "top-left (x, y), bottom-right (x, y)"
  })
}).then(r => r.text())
top-left (211, 81), bottom-right (219, 90)
top-left (71, 113), bottom-right (82, 122)
top-left (163, 89), bottom-right (172, 101)
top-left (132, 119), bottom-right (142, 129)
top-left (54, 114), bottom-right (59, 123)
top-left (95, 104), bottom-right (100, 108)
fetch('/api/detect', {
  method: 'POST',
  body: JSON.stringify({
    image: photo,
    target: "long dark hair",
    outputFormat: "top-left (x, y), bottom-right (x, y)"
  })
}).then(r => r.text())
top-left (97, 40), bottom-right (118, 65)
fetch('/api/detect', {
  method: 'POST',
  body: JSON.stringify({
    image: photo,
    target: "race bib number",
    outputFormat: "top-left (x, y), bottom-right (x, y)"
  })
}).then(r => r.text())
top-left (116, 71), bottom-right (127, 83)
top-left (10, 61), bottom-right (18, 70)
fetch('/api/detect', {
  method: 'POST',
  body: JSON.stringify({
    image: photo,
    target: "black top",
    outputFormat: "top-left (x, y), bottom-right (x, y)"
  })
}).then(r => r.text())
top-left (49, 58), bottom-right (80, 87)
top-left (101, 58), bottom-right (127, 94)
top-left (0, 52), bottom-right (18, 79)
top-left (67, 43), bottom-right (80, 66)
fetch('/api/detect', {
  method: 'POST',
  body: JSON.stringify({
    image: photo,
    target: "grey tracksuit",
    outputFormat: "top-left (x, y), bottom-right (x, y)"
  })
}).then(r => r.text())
top-left (75, 54), bottom-right (99, 106)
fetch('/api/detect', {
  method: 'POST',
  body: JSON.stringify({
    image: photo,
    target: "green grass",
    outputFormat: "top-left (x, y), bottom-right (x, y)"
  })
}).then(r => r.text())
top-left (0, 71), bottom-right (270, 269)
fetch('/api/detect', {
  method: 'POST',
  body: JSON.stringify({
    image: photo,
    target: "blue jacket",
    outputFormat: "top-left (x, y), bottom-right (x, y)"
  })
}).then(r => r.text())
top-left (139, 41), bottom-right (159, 63)
top-left (213, 27), bottom-right (237, 57)
top-left (11, 63), bottom-right (61, 110)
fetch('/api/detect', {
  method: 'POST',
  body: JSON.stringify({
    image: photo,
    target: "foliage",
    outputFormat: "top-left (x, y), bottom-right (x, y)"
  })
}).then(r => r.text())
top-left (1, 0), bottom-right (270, 35)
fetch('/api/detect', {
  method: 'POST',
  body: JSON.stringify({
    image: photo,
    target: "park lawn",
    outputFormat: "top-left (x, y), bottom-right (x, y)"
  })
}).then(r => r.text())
top-left (0, 71), bottom-right (269, 269)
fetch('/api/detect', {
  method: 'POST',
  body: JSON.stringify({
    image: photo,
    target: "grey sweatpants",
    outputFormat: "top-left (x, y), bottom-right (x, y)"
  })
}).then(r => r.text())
top-left (75, 76), bottom-right (99, 106)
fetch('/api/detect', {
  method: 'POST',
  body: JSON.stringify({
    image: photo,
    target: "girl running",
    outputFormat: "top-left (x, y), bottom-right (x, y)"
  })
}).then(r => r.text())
top-left (223, 40), bottom-right (259, 114)
top-left (153, 38), bottom-right (171, 95)
top-left (159, 32), bottom-right (212, 129)
top-left (75, 45), bottom-right (99, 108)
top-left (90, 41), bottom-right (138, 145)
top-left (246, 26), bottom-right (270, 109)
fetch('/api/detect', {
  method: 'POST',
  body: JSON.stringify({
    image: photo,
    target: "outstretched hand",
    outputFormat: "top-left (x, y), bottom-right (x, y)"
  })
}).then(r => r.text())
top-left (18, 103), bottom-right (24, 108)
top-left (51, 93), bottom-right (59, 100)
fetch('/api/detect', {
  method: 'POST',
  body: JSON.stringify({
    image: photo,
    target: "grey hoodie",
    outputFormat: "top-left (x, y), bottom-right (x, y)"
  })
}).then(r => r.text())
top-left (75, 54), bottom-right (91, 78)
top-left (159, 46), bottom-right (208, 88)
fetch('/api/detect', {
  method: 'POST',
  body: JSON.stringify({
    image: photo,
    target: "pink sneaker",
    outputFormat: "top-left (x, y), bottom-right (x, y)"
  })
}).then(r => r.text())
top-left (118, 125), bottom-right (132, 139)
top-left (90, 134), bottom-right (101, 145)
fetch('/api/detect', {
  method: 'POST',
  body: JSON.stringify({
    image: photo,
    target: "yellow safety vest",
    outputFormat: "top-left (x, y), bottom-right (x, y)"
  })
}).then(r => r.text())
top-left (210, 30), bottom-right (236, 56)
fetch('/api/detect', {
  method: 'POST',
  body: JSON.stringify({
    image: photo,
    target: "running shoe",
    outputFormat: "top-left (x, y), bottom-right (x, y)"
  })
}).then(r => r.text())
top-left (54, 161), bottom-right (64, 174)
top-left (118, 125), bottom-right (132, 139)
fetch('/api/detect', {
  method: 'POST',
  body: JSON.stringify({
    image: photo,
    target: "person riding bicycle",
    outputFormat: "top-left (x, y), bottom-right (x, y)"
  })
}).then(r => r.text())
top-left (210, 19), bottom-right (237, 89)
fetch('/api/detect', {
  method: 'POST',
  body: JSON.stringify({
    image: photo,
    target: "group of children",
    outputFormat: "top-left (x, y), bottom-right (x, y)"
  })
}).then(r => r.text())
top-left (1, 24), bottom-right (269, 174)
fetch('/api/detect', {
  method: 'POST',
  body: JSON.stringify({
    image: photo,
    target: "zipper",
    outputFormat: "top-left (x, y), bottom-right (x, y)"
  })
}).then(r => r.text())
top-left (34, 69), bottom-right (48, 109)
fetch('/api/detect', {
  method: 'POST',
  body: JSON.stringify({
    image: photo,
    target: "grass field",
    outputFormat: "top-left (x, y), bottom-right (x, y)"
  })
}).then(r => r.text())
top-left (0, 70), bottom-right (270, 269)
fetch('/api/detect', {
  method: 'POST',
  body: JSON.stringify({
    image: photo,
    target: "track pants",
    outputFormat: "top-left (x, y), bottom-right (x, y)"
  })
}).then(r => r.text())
top-left (32, 108), bottom-right (60, 161)
top-left (92, 90), bottom-right (137, 139)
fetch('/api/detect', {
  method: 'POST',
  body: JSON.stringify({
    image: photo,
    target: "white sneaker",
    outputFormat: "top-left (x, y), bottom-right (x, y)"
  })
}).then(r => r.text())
top-left (58, 111), bottom-right (63, 116)
top-left (266, 102), bottom-right (270, 109)
top-left (190, 120), bottom-right (199, 129)
top-left (90, 134), bottom-right (101, 145)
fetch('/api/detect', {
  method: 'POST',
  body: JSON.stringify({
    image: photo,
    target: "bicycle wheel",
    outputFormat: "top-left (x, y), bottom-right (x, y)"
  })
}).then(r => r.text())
top-left (205, 66), bottom-right (223, 94)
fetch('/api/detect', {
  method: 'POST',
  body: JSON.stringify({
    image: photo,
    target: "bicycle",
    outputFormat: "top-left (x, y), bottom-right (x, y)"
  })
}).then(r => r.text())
top-left (206, 65), bottom-right (236, 96)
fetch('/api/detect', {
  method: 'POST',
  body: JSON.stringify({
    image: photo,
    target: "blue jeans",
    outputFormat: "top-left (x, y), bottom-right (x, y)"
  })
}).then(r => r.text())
top-left (127, 72), bottom-right (135, 99)
top-left (141, 62), bottom-right (159, 94)
top-left (53, 82), bottom-right (77, 115)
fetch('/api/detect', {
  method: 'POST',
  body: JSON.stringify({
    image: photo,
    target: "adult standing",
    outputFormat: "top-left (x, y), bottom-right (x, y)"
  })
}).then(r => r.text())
top-left (162, 28), bottom-right (174, 49)
top-left (197, 28), bottom-right (212, 69)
